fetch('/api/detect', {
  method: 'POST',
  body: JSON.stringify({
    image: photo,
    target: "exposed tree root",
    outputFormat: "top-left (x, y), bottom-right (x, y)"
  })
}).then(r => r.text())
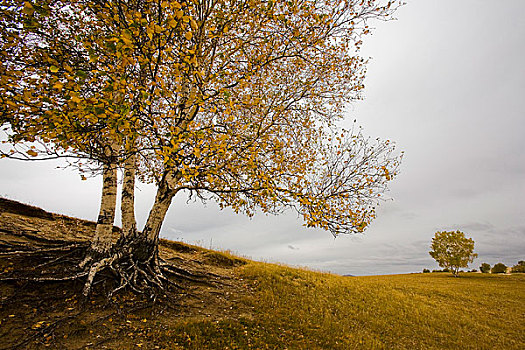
top-left (0, 199), bottom-right (250, 349)
top-left (0, 271), bottom-right (88, 282)
top-left (34, 249), bottom-right (80, 268)
top-left (0, 242), bottom-right (88, 256)
top-left (0, 234), bottom-right (215, 302)
top-left (0, 230), bottom-right (225, 347)
top-left (81, 233), bottom-right (217, 299)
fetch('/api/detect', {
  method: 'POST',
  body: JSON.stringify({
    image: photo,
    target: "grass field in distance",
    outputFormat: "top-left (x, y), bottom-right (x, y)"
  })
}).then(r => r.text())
top-left (153, 260), bottom-right (524, 349)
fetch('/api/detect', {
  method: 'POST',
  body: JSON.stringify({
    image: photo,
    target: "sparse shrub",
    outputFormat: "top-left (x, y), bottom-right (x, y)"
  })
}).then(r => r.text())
top-left (480, 263), bottom-right (491, 273)
top-left (511, 260), bottom-right (525, 273)
top-left (442, 267), bottom-right (449, 273)
top-left (469, 269), bottom-right (477, 273)
top-left (423, 269), bottom-right (430, 273)
top-left (432, 269), bottom-right (442, 273)
top-left (492, 263), bottom-right (507, 274)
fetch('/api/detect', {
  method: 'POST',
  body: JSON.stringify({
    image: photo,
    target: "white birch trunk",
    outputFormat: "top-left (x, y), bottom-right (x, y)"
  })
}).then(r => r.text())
top-left (91, 163), bottom-right (118, 254)
top-left (121, 154), bottom-right (137, 237)
top-left (143, 186), bottom-right (176, 243)
top-left (142, 172), bottom-right (181, 243)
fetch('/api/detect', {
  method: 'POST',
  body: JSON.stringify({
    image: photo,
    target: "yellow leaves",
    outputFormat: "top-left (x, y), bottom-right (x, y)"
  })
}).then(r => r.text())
top-left (26, 149), bottom-right (38, 157)
top-left (22, 2), bottom-right (34, 16)
top-left (121, 29), bottom-right (133, 46)
top-left (52, 82), bottom-right (63, 90)
top-left (32, 321), bottom-right (46, 329)
top-left (189, 19), bottom-right (198, 31)
top-left (154, 24), bottom-right (163, 34)
top-left (49, 66), bottom-right (59, 73)
top-left (146, 26), bottom-right (154, 41)
top-left (168, 18), bottom-right (178, 28)
top-left (5, 99), bottom-right (17, 108)
top-left (185, 31), bottom-right (193, 41)
top-left (381, 166), bottom-right (391, 180)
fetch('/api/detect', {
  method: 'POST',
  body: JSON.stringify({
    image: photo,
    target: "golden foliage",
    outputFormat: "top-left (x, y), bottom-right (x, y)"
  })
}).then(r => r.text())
top-left (1, 0), bottom-right (402, 235)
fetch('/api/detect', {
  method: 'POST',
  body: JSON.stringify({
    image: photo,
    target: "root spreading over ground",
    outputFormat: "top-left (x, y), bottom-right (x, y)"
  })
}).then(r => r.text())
top-left (0, 198), bottom-right (252, 349)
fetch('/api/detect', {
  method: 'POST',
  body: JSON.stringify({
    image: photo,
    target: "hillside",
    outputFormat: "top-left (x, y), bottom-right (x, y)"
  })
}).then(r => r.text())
top-left (1, 198), bottom-right (524, 349)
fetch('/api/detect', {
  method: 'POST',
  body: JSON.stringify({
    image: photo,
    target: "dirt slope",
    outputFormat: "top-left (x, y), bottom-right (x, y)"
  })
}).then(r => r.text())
top-left (0, 198), bottom-right (252, 349)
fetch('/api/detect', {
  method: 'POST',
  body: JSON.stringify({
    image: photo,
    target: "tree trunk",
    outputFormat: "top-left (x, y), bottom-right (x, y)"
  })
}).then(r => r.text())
top-left (82, 170), bottom-right (179, 296)
top-left (91, 163), bottom-right (118, 254)
top-left (143, 183), bottom-right (176, 243)
top-left (121, 154), bottom-right (137, 237)
top-left (107, 178), bottom-right (176, 270)
top-left (130, 172), bottom-right (178, 259)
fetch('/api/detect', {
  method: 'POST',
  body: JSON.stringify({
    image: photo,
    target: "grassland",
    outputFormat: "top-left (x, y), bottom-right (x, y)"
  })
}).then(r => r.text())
top-left (159, 265), bottom-right (523, 350)
top-left (241, 265), bottom-right (524, 349)
top-left (1, 198), bottom-right (523, 349)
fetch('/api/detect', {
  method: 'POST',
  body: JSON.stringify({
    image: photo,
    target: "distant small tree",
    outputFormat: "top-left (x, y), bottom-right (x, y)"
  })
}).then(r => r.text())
top-left (511, 261), bottom-right (525, 273)
top-left (422, 269), bottom-right (430, 273)
top-left (429, 231), bottom-right (477, 277)
top-left (480, 263), bottom-right (491, 273)
top-left (492, 263), bottom-right (507, 274)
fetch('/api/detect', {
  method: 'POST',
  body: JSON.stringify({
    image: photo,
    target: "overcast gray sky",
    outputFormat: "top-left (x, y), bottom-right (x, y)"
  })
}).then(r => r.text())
top-left (1, 0), bottom-right (524, 275)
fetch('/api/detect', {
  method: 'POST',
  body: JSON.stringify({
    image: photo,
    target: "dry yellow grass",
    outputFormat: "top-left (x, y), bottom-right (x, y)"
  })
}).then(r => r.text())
top-left (234, 263), bottom-right (525, 349)
top-left (1, 197), bottom-right (523, 349)
top-left (164, 263), bottom-right (524, 349)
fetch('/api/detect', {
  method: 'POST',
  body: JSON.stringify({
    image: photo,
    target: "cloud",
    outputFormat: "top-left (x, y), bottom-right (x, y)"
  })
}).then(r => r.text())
top-left (451, 188), bottom-right (482, 200)
top-left (456, 222), bottom-right (495, 232)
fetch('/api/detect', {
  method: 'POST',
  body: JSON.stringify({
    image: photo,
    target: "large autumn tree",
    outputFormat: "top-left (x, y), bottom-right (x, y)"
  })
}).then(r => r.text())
top-left (1, 0), bottom-right (402, 296)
